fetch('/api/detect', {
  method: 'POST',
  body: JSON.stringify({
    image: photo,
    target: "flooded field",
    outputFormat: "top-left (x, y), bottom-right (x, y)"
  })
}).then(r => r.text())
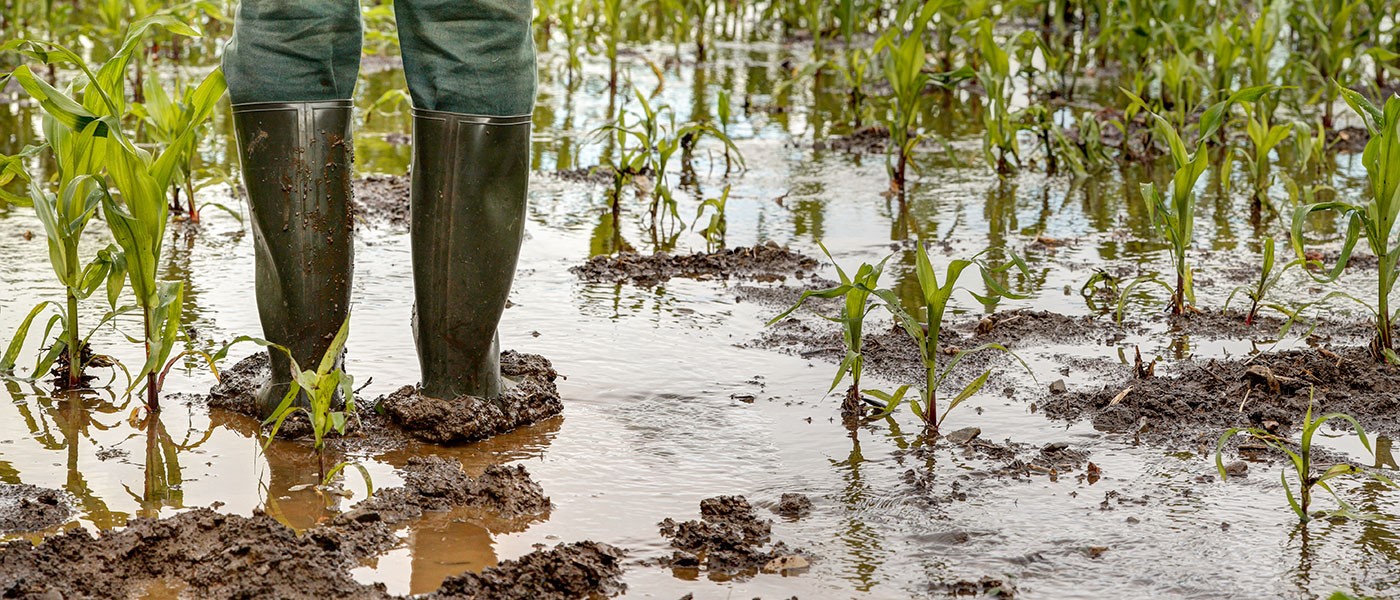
top-left (4, 2), bottom-right (1400, 598)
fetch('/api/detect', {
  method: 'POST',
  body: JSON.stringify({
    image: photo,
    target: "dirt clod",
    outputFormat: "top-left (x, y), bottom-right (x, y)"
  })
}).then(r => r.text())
top-left (571, 242), bottom-right (819, 286)
top-left (426, 541), bottom-right (627, 599)
top-left (774, 493), bottom-right (813, 520)
top-left (659, 495), bottom-right (807, 577)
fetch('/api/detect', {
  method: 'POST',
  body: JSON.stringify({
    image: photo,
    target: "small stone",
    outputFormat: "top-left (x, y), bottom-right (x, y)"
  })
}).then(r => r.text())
top-left (1050, 379), bottom-right (1067, 395)
top-left (1224, 461), bottom-right (1249, 477)
top-left (944, 427), bottom-right (981, 445)
top-left (761, 554), bottom-right (810, 573)
top-left (1086, 546), bottom-right (1109, 559)
top-left (1126, 516), bottom-right (1140, 524)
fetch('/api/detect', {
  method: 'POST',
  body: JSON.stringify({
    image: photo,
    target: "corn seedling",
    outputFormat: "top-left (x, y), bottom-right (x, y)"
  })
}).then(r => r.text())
top-left (692, 184), bottom-right (729, 251)
top-left (264, 315), bottom-right (357, 483)
top-left (766, 244), bottom-right (888, 419)
top-left (1224, 237), bottom-right (1308, 329)
top-left (868, 242), bottom-right (1033, 435)
top-left (977, 19), bottom-right (1021, 176)
top-left (1292, 90), bottom-right (1400, 362)
top-left (133, 71), bottom-right (232, 223)
top-left (876, 0), bottom-right (970, 195)
top-left (1216, 389), bottom-right (1395, 522)
top-left (1237, 90), bottom-right (1293, 212)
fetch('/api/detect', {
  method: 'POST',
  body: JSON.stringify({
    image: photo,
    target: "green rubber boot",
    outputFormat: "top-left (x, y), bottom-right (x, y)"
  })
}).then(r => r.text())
top-left (410, 109), bottom-right (531, 400)
top-left (232, 100), bottom-right (355, 418)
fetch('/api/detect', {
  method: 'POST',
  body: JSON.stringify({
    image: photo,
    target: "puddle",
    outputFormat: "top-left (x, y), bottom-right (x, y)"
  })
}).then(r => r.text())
top-left (0, 35), bottom-right (1397, 600)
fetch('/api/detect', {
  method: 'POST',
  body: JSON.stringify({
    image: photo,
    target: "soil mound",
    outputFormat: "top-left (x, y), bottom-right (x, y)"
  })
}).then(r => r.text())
top-left (658, 495), bottom-right (809, 577)
top-left (571, 242), bottom-right (820, 286)
top-left (379, 351), bottom-right (563, 445)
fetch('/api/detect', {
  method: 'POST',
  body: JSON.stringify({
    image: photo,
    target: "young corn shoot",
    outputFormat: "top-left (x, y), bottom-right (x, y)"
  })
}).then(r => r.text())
top-left (1239, 94), bottom-right (1293, 212)
top-left (767, 244), bottom-right (888, 419)
top-left (264, 316), bottom-right (356, 484)
top-left (1126, 94), bottom-right (1207, 316)
top-left (692, 184), bottom-right (729, 252)
top-left (869, 242), bottom-right (1033, 435)
top-left (1292, 89), bottom-right (1400, 362)
top-left (1216, 388), bottom-right (1395, 522)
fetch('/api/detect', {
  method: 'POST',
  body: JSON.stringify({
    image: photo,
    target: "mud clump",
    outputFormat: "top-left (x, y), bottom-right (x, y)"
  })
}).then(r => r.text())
top-left (351, 175), bottom-right (411, 228)
top-left (571, 241), bottom-right (820, 286)
top-left (813, 125), bottom-right (889, 154)
top-left (351, 456), bottom-right (551, 524)
top-left (1041, 345), bottom-right (1400, 445)
top-left (379, 351), bottom-right (563, 445)
top-left (426, 541), bottom-right (627, 599)
top-left (659, 495), bottom-right (808, 577)
top-left (774, 493), bottom-right (813, 520)
top-left (0, 484), bottom-right (72, 533)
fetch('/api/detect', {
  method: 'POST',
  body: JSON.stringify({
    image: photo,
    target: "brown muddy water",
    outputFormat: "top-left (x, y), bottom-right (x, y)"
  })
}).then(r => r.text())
top-left (2, 41), bottom-right (1399, 599)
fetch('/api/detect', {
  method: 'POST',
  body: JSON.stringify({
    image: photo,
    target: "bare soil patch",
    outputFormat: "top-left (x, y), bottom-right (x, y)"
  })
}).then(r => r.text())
top-left (572, 242), bottom-right (820, 285)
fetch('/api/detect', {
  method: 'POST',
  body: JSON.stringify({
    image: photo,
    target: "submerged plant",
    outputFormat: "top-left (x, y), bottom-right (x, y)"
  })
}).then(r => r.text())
top-left (767, 245), bottom-right (888, 419)
top-left (869, 242), bottom-right (1032, 435)
top-left (1216, 389), bottom-right (1395, 522)
top-left (1292, 90), bottom-right (1400, 361)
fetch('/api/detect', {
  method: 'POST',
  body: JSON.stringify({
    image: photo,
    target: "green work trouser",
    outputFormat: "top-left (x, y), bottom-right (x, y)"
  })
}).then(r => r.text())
top-left (222, 0), bottom-right (536, 116)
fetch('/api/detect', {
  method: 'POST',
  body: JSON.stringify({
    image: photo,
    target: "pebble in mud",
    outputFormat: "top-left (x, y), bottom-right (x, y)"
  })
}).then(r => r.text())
top-left (659, 495), bottom-right (809, 577)
top-left (0, 484), bottom-right (71, 533)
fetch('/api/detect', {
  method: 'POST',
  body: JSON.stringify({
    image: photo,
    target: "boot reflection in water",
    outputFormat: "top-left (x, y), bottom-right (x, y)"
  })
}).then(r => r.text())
top-left (222, 0), bottom-right (536, 413)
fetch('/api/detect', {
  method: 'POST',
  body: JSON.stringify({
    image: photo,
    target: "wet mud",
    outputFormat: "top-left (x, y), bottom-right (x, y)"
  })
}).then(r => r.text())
top-left (379, 351), bottom-right (564, 445)
top-left (210, 350), bottom-right (563, 447)
top-left (0, 483), bottom-right (71, 534)
top-left (1040, 345), bottom-right (1400, 447)
top-left (658, 495), bottom-right (809, 578)
top-left (571, 241), bottom-right (820, 285)
top-left (351, 175), bottom-right (412, 229)
top-left (0, 456), bottom-right (619, 599)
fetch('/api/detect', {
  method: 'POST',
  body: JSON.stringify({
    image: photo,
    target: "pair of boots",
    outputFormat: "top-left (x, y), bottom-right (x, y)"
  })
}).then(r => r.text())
top-left (231, 100), bottom-right (530, 417)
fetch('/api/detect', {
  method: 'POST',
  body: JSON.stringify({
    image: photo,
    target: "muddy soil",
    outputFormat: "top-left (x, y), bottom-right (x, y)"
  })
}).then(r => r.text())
top-left (0, 483), bottom-right (71, 534)
top-left (426, 541), bottom-right (627, 599)
top-left (813, 126), bottom-right (890, 154)
top-left (351, 175), bottom-right (412, 228)
top-left (378, 351), bottom-right (564, 445)
top-left (210, 350), bottom-right (563, 447)
top-left (772, 493), bottom-right (812, 520)
top-left (571, 241), bottom-right (820, 286)
top-left (658, 495), bottom-right (809, 578)
top-left (1040, 345), bottom-right (1400, 449)
top-left (0, 456), bottom-right (622, 599)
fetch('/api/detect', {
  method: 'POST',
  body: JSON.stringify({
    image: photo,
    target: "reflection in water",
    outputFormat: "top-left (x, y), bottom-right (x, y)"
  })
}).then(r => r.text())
top-left (832, 427), bottom-right (884, 593)
top-left (125, 409), bottom-right (213, 519)
top-left (11, 386), bottom-right (130, 529)
top-left (207, 408), bottom-right (346, 531)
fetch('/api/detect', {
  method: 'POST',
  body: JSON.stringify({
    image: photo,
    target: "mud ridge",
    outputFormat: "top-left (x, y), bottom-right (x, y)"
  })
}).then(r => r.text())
top-left (0, 456), bottom-right (599, 599)
top-left (1040, 345), bottom-right (1400, 447)
top-left (658, 495), bottom-right (809, 578)
top-left (571, 241), bottom-right (820, 286)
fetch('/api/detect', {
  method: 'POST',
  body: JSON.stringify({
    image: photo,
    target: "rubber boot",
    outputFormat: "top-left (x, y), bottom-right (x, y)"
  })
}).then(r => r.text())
top-left (410, 109), bottom-right (531, 400)
top-left (231, 100), bottom-right (355, 418)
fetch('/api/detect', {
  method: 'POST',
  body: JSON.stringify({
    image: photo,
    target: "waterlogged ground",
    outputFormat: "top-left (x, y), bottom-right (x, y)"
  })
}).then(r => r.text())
top-left (1, 40), bottom-right (1400, 598)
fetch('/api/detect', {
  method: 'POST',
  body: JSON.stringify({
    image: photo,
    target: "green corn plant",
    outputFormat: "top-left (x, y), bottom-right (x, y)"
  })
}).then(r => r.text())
top-left (1217, 389), bottom-right (1395, 522)
top-left (1293, 0), bottom-right (1366, 129)
top-left (876, 0), bottom-right (970, 195)
top-left (1224, 237), bottom-right (1307, 328)
top-left (977, 19), bottom-right (1021, 176)
top-left (1238, 92), bottom-right (1293, 211)
top-left (1124, 93), bottom-right (1208, 316)
top-left (264, 315), bottom-right (357, 484)
top-left (692, 184), bottom-right (729, 252)
top-left (1292, 89), bottom-right (1400, 362)
top-left (833, 0), bottom-right (874, 128)
top-left (766, 244), bottom-right (889, 419)
top-left (133, 72), bottom-right (237, 223)
top-left (868, 242), bottom-right (1032, 435)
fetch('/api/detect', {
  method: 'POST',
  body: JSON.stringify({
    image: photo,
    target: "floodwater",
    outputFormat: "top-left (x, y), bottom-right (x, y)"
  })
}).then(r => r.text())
top-left (2, 37), bottom-right (1399, 599)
